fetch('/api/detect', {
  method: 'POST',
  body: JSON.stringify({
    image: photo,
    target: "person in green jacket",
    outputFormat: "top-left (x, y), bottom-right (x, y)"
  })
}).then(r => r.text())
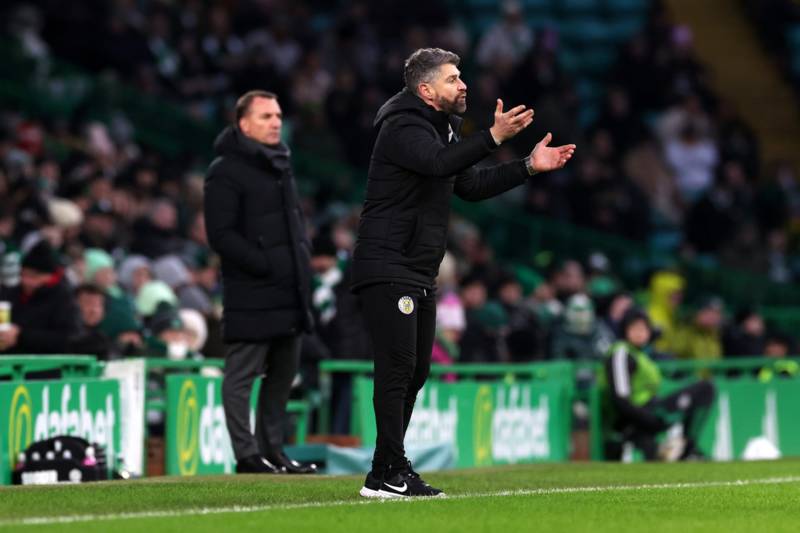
top-left (603, 307), bottom-right (715, 461)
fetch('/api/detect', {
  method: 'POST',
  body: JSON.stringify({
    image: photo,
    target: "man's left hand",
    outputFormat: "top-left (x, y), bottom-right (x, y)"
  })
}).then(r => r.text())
top-left (528, 133), bottom-right (576, 173)
top-left (0, 324), bottom-right (21, 351)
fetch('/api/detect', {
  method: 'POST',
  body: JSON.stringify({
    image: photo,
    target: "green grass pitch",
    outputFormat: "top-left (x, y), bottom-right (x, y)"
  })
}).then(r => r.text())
top-left (0, 460), bottom-right (798, 532)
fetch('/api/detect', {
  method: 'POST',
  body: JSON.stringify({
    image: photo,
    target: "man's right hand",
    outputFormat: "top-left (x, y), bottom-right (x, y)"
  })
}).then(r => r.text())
top-left (489, 99), bottom-right (534, 144)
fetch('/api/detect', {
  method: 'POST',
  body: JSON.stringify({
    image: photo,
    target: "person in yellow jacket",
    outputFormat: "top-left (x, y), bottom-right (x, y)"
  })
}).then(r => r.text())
top-left (670, 296), bottom-right (724, 360)
top-left (646, 271), bottom-right (685, 352)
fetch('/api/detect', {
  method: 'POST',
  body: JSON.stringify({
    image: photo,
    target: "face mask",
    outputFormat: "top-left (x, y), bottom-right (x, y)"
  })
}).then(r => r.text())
top-left (167, 341), bottom-right (188, 360)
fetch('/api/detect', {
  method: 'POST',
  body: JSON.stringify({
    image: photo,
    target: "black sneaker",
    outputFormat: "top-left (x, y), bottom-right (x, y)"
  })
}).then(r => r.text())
top-left (404, 460), bottom-right (441, 492)
top-left (235, 455), bottom-right (282, 474)
top-left (359, 470), bottom-right (383, 498)
top-left (377, 466), bottom-right (445, 498)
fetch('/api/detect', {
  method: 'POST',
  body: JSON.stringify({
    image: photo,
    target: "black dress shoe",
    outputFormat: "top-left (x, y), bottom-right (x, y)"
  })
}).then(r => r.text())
top-left (235, 455), bottom-right (282, 474)
top-left (267, 451), bottom-right (318, 474)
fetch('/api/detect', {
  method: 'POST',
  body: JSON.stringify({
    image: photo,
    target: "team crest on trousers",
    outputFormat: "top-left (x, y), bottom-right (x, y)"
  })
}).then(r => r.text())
top-left (398, 296), bottom-right (414, 315)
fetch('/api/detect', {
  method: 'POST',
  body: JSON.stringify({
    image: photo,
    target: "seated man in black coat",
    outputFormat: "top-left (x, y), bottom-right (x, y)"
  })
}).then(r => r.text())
top-left (0, 240), bottom-right (80, 355)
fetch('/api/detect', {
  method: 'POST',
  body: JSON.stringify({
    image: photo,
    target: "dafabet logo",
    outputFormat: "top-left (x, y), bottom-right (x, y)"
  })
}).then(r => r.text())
top-left (8, 385), bottom-right (32, 469)
top-left (176, 379), bottom-right (199, 475)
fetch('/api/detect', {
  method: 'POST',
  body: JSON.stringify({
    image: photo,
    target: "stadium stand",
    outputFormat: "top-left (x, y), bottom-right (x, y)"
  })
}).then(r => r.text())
top-left (1, 0), bottom-right (800, 472)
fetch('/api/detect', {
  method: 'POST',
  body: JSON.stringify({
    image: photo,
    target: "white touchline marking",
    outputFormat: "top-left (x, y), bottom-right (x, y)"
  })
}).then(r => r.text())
top-left (1, 475), bottom-right (799, 528)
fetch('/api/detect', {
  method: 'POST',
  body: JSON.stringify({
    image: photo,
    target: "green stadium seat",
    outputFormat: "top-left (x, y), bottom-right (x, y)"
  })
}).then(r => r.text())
top-left (785, 25), bottom-right (800, 51)
top-left (559, 0), bottom-right (604, 14)
top-left (604, 0), bottom-right (650, 14)
top-left (522, 0), bottom-right (554, 8)
top-left (607, 16), bottom-right (645, 41)
top-left (558, 18), bottom-right (615, 45)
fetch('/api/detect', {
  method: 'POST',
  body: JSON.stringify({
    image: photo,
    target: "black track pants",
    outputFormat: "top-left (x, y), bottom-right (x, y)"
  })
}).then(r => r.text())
top-left (358, 282), bottom-right (436, 472)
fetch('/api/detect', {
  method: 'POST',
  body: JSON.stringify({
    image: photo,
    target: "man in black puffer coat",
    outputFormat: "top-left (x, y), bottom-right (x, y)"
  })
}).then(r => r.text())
top-left (0, 239), bottom-right (79, 356)
top-left (204, 90), bottom-right (315, 475)
top-left (353, 48), bottom-right (576, 499)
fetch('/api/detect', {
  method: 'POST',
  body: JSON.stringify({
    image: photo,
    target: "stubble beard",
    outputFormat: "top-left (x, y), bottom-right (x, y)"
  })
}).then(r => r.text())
top-left (437, 94), bottom-right (467, 115)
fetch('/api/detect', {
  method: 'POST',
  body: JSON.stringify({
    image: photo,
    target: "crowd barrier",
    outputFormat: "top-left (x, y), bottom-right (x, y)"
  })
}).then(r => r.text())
top-left (1, 355), bottom-right (798, 483)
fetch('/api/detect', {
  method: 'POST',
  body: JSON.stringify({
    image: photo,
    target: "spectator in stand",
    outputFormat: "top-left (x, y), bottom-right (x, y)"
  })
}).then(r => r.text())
top-left (459, 273), bottom-right (506, 363)
top-left (723, 308), bottom-right (766, 357)
top-left (152, 255), bottom-right (213, 316)
top-left (647, 270), bottom-right (686, 353)
top-left (432, 293), bottom-right (465, 381)
top-left (550, 293), bottom-right (614, 361)
top-left (495, 273), bottom-right (543, 361)
top-left (757, 332), bottom-right (799, 382)
top-left (603, 292), bottom-right (635, 339)
top-left (549, 259), bottom-right (587, 303)
top-left (684, 160), bottom-right (753, 256)
top-left (669, 296), bottom-right (725, 360)
top-left (129, 198), bottom-right (183, 258)
top-left (664, 120), bottom-right (719, 203)
top-left (83, 248), bottom-right (142, 344)
top-left (144, 303), bottom-right (192, 360)
top-left (310, 226), bottom-right (371, 434)
top-left (476, 1), bottom-right (534, 69)
top-left (118, 255), bottom-right (153, 296)
top-left (69, 283), bottom-right (112, 359)
top-left (0, 240), bottom-right (79, 354)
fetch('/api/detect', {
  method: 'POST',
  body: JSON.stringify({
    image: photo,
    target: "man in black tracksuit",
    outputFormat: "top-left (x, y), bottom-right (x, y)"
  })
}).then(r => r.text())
top-left (204, 90), bottom-right (315, 474)
top-left (352, 48), bottom-right (576, 498)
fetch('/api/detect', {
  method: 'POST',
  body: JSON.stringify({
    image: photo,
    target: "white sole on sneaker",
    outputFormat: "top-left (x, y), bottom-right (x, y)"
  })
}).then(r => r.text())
top-left (359, 487), bottom-right (384, 498)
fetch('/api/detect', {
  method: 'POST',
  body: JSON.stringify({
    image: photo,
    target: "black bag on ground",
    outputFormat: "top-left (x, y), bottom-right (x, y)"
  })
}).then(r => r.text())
top-left (12, 436), bottom-right (108, 485)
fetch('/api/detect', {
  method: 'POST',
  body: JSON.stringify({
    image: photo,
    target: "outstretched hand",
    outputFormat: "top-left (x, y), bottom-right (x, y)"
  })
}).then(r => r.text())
top-left (489, 99), bottom-right (534, 144)
top-left (529, 133), bottom-right (576, 173)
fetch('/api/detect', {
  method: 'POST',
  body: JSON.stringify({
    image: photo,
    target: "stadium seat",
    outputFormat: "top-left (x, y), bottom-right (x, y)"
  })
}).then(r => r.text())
top-left (604, 0), bottom-right (650, 14)
top-left (559, 0), bottom-right (604, 15)
top-left (607, 16), bottom-right (646, 41)
top-left (558, 18), bottom-right (615, 46)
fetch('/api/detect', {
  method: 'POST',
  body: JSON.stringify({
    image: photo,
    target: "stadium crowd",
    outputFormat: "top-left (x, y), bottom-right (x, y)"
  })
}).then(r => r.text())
top-left (2, 0), bottom-right (800, 435)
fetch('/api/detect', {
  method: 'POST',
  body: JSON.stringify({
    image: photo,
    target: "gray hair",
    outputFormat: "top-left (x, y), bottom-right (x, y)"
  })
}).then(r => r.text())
top-left (403, 48), bottom-right (460, 95)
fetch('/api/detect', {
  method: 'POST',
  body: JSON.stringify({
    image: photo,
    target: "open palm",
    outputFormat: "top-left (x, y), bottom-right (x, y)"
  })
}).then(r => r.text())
top-left (529, 133), bottom-right (576, 172)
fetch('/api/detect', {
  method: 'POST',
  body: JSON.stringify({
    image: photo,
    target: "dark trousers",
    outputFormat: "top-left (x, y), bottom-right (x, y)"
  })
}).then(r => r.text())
top-left (222, 336), bottom-right (300, 460)
top-left (358, 282), bottom-right (436, 472)
top-left (623, 381), bottom-right (715, 460)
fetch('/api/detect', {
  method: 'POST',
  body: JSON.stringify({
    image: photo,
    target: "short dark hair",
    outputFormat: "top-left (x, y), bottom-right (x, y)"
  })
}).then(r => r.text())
top-left (235, 90), bottom-right (277, 122)
top-left (403, 48), bottom-right (460, 95)
top-left (75, 283), bottom-right (105, 298)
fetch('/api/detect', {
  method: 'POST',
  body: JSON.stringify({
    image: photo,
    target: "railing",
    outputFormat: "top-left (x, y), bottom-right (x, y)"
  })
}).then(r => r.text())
top-left (141, 358), bottom-right (309, 444)
top-left (0, 355), bottom-right (102, 381)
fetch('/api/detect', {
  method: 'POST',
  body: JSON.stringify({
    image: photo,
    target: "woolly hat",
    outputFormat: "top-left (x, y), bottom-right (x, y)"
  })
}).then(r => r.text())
top-left (118, 255), bottom-right (151, 292)
top-left (148, 303), bottom-right (184, 336)
top-left (22, 240), bottom-right (58, 274)
top-left (153, 255), bottom-right (190, 288)
top-left (47, 198), bottom-right (83, 228)
top-left (312, 228), bottom-right (337, 257)
top-left (179, 308), bottom-right (208, 351)
top-left (436, 293), bottom-right (466, 332)
top-left (84, 248), bottom-right (114, 281)
top-left (135, 280), bottom-right (178, 317)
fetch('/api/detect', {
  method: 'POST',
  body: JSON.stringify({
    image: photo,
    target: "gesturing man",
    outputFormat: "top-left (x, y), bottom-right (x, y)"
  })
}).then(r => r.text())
top-left (204, 90), bottom-right (316, 474)
top-left (352, 48), bottom-right (576, 498)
